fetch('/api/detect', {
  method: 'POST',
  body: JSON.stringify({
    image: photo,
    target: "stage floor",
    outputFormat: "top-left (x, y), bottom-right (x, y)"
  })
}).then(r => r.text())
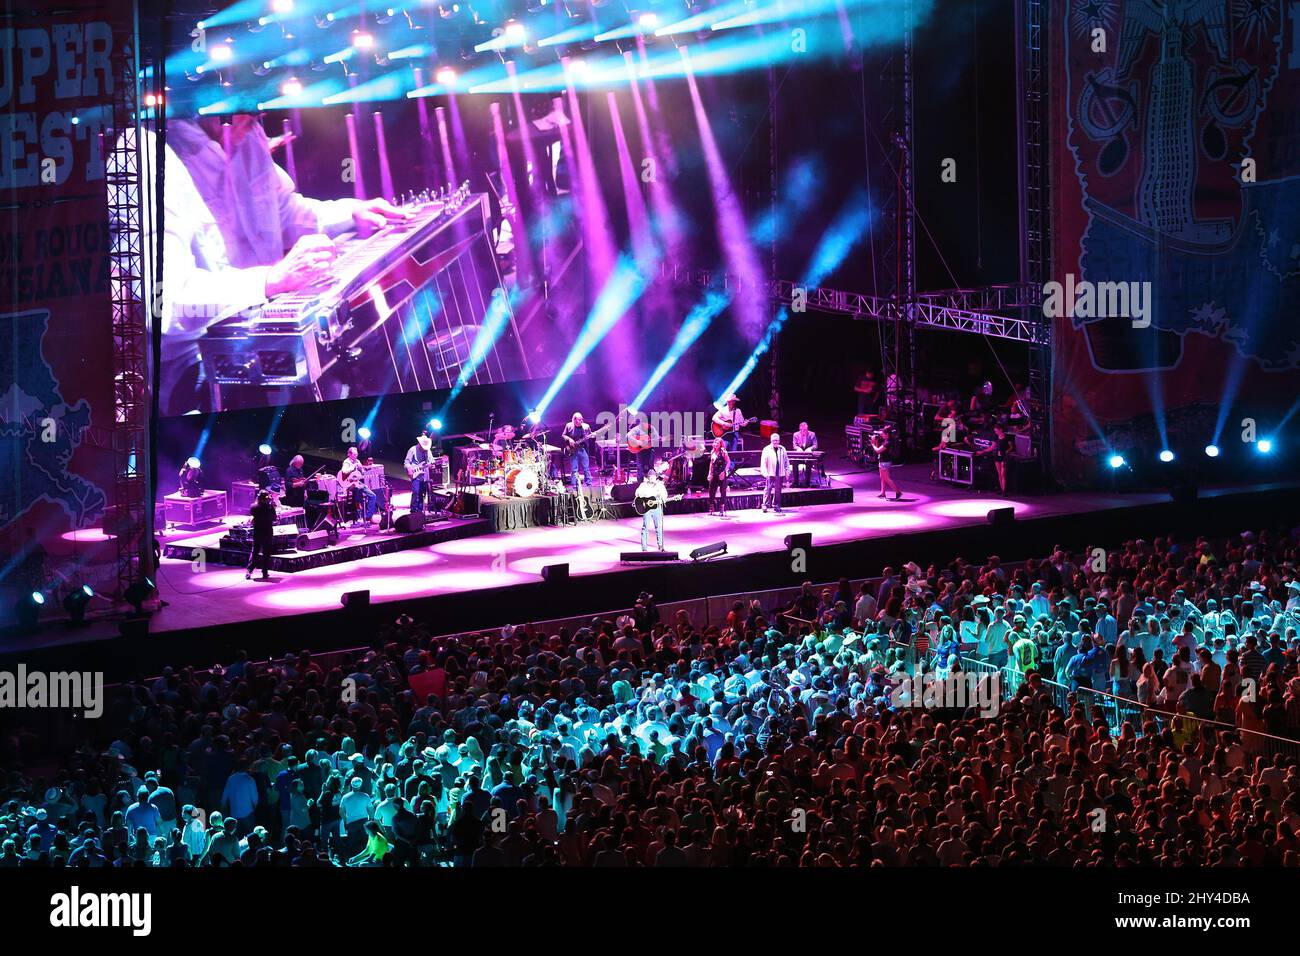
top-left (133, 463), bottom-right (1176, 636)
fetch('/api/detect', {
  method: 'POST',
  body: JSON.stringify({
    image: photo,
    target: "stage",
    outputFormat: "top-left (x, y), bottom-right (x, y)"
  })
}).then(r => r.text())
top-left (9, 463), bottom-right (1296, 676)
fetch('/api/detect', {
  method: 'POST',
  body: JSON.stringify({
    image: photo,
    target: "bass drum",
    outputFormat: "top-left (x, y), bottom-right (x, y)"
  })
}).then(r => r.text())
top-left (504, 466), bottom-right (540, 498)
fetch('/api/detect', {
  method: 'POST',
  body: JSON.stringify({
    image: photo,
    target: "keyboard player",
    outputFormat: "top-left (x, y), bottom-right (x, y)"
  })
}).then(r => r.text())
top-left (791, 422), bottom-right (819, 487)
top-left (146, 114), bottom-right (408, 416)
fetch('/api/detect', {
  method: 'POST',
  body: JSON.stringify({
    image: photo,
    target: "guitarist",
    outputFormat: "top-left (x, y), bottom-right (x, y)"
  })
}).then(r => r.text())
top-left (403, 431), bottom-right (436, 513)
top-left (339, 446), bottom-right (377, 523)
top-left (626, 418), bottom-right (658, 480)
top-left (711, 395), bottom-right (747, 454)
top-left (635, 470), bottom-right (669, 551)
top-left (562, 412), bottom-right (594, 489)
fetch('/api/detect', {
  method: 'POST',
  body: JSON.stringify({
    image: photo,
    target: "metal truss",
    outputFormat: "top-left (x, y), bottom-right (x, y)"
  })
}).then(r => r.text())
top-left (106, 2), bottom-right (152, 601)
top-left (659, 265), bottom-right (1040, 343)
top-left (1017, 0), bottom-right (1052, 473)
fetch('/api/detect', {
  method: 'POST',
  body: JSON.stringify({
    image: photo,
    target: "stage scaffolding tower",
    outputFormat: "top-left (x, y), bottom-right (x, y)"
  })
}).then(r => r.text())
top-left (105, 0), bottom-right (154, 602)
top-left (876, 0), bottom-right (919, 450)
top-left (1017, 0), bottom-right (1052, 475)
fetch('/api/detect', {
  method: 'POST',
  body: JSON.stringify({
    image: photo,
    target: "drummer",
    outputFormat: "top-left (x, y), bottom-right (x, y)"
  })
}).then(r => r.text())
top-left (491, 424), bottom-right (517, 456)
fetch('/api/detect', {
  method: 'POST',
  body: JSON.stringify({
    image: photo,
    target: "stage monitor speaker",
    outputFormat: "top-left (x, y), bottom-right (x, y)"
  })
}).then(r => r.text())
top-left (784, 532), bottom-right (812, 552)
top-left (620, 551), bottom-right (679, 563)
top-left (987, 507), bottom-right (1015, 528)
top-left (395, 512), bottom-right (426, 533)
top-left (541, 563), bottom-right (569, 584)
top-left (690, 541), bottom-right (728, 562)
top-left (341, 589), bottom-right (370, 610)
top-left (611, 482), bottom-right (638, 503)
top-left (296, 530), bottom-right (331, 552)
top-left (1171, 484), bottom-right (1198, 507)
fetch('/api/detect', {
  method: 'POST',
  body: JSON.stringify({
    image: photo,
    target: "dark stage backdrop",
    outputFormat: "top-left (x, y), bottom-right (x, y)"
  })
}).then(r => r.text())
top-left (1051, 0), bottom-right (1300, 483)
top-left (1, 3), bottom-right (126, 616)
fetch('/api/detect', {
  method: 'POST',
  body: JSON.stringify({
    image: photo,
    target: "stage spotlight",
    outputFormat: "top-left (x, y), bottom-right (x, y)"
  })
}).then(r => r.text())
top-left (258, 443), bottom-right (273, 456)
top-left (435, 66), bottom-right (457, 86)
top-left (1158, 449), bottom-right (1174, 463)
top-left (63, 585), bottom-right (93, 626)
top-left (1258, 438), bottom-right (1274, 454)
top-left (187, 456), bottom-right (201, 469)
top-left (358, 427), bottom-right (372, 441)
top-left (1107, 454), bottom-right (1126, 469)
top-left (123, 578), bottom-right (155, 615)
top-left (210, 43), bottom-right (232, 62)
top-left (352, 32), bottom-right (375, 49)
top-left (272, 0), bottom-right (294, 12)
top-left (638, 12), bottom-right (659, 28)
top-left (281, 77), bottom-right (302, 96)
top-left (505, 21), bottom-right (526, 42)
top-left (428, 418), bottom-right (443, 431)
top-left (527, 411), bottom-right (541, 424)
top-left (1205, 444), bottom-right (1220, 458)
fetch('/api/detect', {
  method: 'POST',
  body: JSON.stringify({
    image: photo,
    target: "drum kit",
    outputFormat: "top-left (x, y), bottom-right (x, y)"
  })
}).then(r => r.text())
top-left (462, 425), bottom-right (560, 500)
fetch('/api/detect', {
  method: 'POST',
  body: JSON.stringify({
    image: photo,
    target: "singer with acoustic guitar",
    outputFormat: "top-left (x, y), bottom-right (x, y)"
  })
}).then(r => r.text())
top-left (634, 470), bottom-right (681, 551)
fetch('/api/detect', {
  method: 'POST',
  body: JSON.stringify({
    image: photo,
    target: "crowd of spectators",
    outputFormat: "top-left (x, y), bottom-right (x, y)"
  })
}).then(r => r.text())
top-left (2, 527), bottom-right (1299, 867)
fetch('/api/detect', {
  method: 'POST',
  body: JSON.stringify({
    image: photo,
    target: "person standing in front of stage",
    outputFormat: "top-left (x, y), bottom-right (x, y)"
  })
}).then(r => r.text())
top-left (404, 432), bottom-right (435, 513)
top-left (872, 426), bottom-right (902, 501)
top-left (636, 471), bottom-right (668, 551)
top-left (707, 438), bottom-right (730, 517)
top-left (563, 412), bottom-right (594, 489)
top-left (760, 432), bottom-right (789, 514)
top-left (246, 490), bottom-right (276, 581)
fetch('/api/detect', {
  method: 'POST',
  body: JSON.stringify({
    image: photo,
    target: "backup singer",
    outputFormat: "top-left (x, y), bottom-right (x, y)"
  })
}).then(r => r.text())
top-left (871, 426), bottom-right (902, 501)
top-left (977, 422), bottom-right (1015, 495)
top-left (245, 490), bottom-right (276, 581)
top-left (404, 432), bottom-right (436, 513)
top-left (707, 438), bottom-right (730, 517)
top-left (636, 471), bottom-right (668, 551)
top-left (760, 432), bottom-right (789, 514)
top-left (149, 114), bottom-right (408, 416)
top-left (563, 412), bottom-right (593, 488)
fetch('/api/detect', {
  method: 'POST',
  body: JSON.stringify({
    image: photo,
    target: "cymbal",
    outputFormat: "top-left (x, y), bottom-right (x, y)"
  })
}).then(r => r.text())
top-left (540, 444), bottom-right (560, 453)
top-left (476, 443), bottom-right (493, 451)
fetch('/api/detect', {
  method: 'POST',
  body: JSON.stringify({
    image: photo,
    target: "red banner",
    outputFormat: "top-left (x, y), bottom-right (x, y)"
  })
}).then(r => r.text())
top-left (1051, 0), bottom-right (1300, 481)
top-left (1, 9), bottom-right (125, 611)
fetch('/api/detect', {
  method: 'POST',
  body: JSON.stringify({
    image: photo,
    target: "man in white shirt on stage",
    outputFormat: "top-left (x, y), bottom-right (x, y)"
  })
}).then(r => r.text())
top-left (760, 432), bottom-right (790, 514)
top-left (635, 471), bottom-right (668, 551)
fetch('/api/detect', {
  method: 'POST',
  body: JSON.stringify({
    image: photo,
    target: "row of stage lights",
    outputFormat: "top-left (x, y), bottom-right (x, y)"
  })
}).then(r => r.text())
top-left (1107, 439), bottom-right (1275, 470)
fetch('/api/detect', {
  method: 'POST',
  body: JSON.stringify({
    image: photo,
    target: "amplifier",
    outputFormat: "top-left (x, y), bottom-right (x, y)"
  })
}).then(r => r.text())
top-left (231, 480), bottom-right (259, 513)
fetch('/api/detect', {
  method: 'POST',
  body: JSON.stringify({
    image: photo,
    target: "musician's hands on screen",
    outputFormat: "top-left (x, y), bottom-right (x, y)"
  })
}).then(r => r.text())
top-left (352, 198), bottom-right (409, 237)
top-left (265, 233), bottom-right (338, 298)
